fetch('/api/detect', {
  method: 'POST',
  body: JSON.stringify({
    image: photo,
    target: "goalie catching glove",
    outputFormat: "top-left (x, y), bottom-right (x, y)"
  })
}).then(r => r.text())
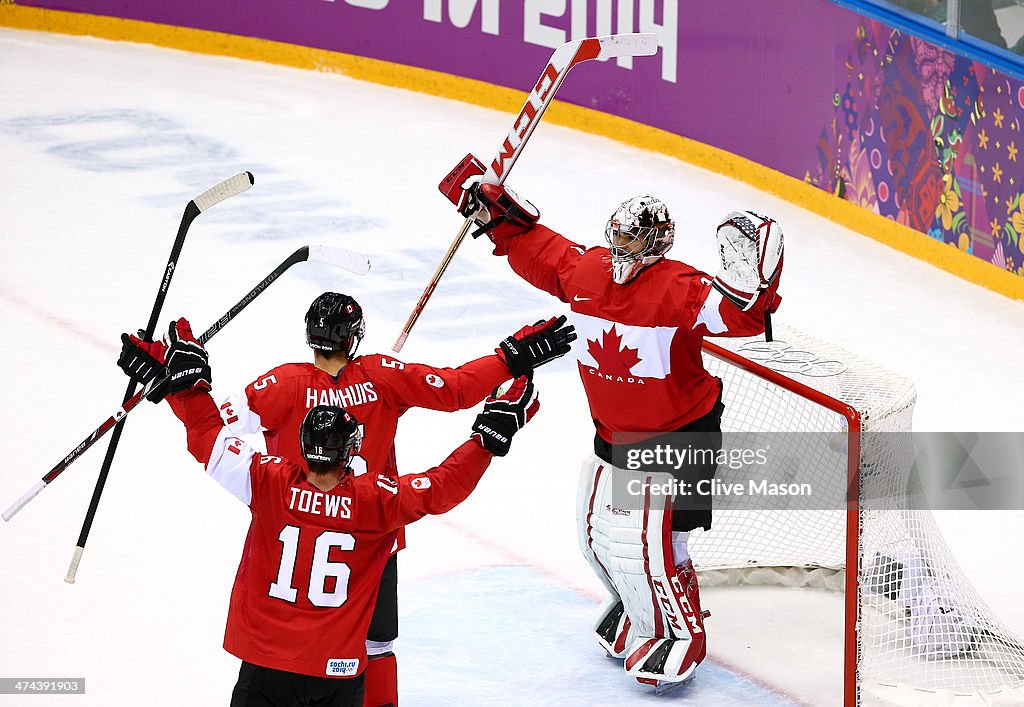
top-left (498, 315), bottom-right (577, 378)
top-left (712, 210), bottom-right (784, 312)
top-left (471, 375), bottom-right (540, 457)
top-left (118, 318), bottom-right (212, 402)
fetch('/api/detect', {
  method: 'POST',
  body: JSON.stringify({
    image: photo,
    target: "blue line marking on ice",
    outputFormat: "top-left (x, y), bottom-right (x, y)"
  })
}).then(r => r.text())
top-left (399, 566), bottom-right (797, 706)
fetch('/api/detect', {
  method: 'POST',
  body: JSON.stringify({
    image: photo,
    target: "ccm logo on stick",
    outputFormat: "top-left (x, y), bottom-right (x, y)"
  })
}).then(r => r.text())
top-left (490, 63), bottom-right (559, 180)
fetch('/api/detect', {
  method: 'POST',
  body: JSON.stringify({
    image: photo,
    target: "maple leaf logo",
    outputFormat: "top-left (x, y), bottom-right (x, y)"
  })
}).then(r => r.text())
top-left (587, 326), bottom-right (642, 377)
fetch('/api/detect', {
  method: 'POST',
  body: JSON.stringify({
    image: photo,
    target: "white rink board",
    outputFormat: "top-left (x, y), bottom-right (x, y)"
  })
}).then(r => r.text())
top-left (2, 28), bottom-right (1024, 706)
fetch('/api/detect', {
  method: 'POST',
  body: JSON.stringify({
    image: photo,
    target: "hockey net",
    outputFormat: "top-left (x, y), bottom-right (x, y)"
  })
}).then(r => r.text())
top-left (692, 322), bottom-right (1024, 706)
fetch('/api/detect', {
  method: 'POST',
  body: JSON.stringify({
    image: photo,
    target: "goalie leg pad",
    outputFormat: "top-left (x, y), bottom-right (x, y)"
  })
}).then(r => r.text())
top-left (577, 456), bottom-right (709, 682)
top-left (579, 457), bottom-right (636, 657)
top-left (623, 560), bottom-right (707, 684)
top-left (624, 636), bottom-right (704, 684)
top-left (577, 456), bottom-right (621, 597)
top-left (594, 595), bottom-right (635, 659)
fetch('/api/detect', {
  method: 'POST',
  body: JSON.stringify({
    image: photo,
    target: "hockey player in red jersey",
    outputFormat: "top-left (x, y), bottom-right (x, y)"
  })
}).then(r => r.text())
top-left (122, 291), bottom-right (574, 707)
top-left (449, 176), bottom-right (783, 689)
top-left (118, 318), bottom-right (540, 707)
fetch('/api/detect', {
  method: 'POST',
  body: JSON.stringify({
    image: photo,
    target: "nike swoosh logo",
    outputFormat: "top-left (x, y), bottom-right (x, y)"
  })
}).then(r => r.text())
top-left (573, 295), bottom-right (592, 302)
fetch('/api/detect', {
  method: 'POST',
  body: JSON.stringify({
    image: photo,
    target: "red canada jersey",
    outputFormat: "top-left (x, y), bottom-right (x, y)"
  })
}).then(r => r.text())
top-left (167, 389), bottom-right (493, 678)
top-left (218, 354), bottom-right (508, 554)
top-left (219, 353), bottom-right (509, 480)
top-left (499, 225), bottom-right (768, 443)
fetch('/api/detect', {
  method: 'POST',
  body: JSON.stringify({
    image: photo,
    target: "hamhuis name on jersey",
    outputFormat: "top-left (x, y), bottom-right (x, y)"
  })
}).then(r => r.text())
top-left (305, 382), bottom-right (378, 409)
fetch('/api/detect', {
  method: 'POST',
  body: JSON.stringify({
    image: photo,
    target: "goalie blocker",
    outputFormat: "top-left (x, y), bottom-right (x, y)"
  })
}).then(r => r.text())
top-left (439, 153), bottom-right (540, 238)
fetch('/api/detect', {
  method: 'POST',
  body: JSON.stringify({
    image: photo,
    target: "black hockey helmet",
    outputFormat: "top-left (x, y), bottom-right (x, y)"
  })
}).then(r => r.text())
top-left (300, 405), bottom-right (362, 473)
top-left (305, 292), bottom-right (365, 357)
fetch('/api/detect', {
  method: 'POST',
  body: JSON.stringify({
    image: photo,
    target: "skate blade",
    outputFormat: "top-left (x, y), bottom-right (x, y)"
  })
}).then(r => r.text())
top-left (636, 674), bottom-right (696, 696)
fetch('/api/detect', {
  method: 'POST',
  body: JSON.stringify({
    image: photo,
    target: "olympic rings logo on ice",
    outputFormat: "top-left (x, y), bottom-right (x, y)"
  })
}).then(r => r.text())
top-left (736, 341), bottom-right (847, 377)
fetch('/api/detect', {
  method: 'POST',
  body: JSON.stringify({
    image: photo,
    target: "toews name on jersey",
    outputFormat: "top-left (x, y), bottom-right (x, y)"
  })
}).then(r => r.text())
top-left (287, 486), bottom-right (353, 519)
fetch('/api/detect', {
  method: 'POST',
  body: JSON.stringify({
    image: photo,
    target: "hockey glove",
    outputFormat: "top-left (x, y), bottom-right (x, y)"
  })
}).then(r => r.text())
top-left (471, 375), bottom-right (540, 457)
top-left (498, 315), bottom-right (577, 378)
top-left (459, 182), bottom-right (540, 239)
top-left (162, 318), bottom-right (212, 398)
top-left (118, 329), bottom-right (167, 387)
top-left (118, 330), bottom-right (172, 402)
top-left (712, 210), bottom-right (784, 311)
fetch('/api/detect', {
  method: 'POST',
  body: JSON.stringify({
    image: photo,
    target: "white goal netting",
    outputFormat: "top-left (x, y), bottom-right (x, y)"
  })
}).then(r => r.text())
top-left (693, 322), bottom-right (1024, 705)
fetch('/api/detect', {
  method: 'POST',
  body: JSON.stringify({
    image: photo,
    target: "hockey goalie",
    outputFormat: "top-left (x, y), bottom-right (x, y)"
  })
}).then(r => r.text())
top-left (445, 157), bottom-right (785, 689)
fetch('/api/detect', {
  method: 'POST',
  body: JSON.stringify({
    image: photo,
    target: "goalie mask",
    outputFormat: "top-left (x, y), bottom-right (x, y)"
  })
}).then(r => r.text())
top-left (300, 405), bottom-right (362, 474)
top-left (604, 195), bottom-right (675, 284)
top-left (305, 292), bottom-right (365, 357)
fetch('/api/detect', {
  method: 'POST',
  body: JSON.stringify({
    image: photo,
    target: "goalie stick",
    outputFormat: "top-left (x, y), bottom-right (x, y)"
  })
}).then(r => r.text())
top-left (3, 245), bottom-right (371, 527)
top-left (392, 33), bottom-right (658, 353)
top-left (66, 171), bottom-right (254, 584)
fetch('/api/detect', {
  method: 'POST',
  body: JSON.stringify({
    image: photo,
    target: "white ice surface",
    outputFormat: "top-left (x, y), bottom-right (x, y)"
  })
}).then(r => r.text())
top-left (1, 28), bottom-right (1023, 707)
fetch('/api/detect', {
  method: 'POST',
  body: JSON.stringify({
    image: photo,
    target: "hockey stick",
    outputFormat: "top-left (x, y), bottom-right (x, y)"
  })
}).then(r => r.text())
top-left (3, 245), bottom-right (371, 525)
top-left (65, 171), bottom-right (254, 583)
top-left (392, 33), bottom-right (658, 353)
